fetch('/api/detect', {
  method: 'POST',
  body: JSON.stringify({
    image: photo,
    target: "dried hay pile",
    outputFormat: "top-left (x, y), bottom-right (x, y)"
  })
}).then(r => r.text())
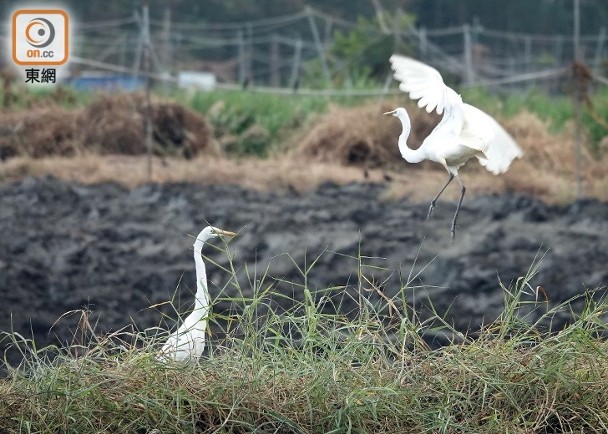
top-left (0, 93), bottom-right (217, 160)
top-left (296, 102), bottom-right (440, 168)
top-left (449, 110), bottom-right (608, 201)
top-left (78, 93), bottom-right (217, 158)
top-left (0, 107), bottom-right (79, 160)
top-left (502, 111), bottom-right (599, 173)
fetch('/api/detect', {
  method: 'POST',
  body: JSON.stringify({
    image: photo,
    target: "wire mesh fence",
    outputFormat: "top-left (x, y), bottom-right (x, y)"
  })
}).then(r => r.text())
top-left (3, 6), bottom-right (608, 93)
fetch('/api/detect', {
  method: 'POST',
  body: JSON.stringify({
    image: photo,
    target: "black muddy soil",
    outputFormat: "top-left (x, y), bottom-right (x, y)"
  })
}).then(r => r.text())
top-left (1, 177), bottom-right (607, 366)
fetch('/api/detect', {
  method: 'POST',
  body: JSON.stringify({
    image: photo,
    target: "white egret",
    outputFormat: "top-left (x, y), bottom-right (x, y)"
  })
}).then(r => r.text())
top-left (158, 226), bottom-right (236, 362)
top-left (385, 54), bottom-right (523, 240)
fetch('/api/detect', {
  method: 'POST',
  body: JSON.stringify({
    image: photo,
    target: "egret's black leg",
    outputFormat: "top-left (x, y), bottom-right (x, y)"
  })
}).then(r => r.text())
top-left (427, 173), bottom-right (454, 220)
top-left (451, 177), bottom-right (466, 242)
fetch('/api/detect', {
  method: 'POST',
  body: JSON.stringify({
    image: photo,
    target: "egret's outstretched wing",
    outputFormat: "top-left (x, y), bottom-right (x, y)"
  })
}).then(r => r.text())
top-left (390, 54), bottom-right (523, 172)
top-left (463, 104), bottom-right (524, 174)
top-left (389, 54), bottom-right (461, 115)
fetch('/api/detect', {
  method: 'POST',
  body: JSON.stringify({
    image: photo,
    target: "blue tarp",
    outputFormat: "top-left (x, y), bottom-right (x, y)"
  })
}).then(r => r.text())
top-left (67, 74), bottom-right (145, 91)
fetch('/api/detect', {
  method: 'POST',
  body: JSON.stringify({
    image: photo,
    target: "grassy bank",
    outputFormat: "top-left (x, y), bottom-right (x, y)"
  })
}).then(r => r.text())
top-left (2, 253), bottom-right (608, 433)
top-left (6, 83), bottom-right (608, 157)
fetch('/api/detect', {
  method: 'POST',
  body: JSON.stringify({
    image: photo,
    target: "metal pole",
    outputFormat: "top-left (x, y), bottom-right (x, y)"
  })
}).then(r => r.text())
top-left (161, 5), bottom-right (172, 73)
top-left (143, 1), bottom-right (153, 180)
top-left (554, 35), bottom-right (563, 67)
top-left (463, 24), bottom-right (474, 85)
top-left (574, 0), bottom-right (581, 61)
top-left (290, 37), bottom-right (302, 92)
top-left (119, 33), bottom-right (127, 68)
top-left (306, 7), bottom-right (332, 87)
top-left (270, 34), bottom-right (280, 87)
top-left (524, 36), bottom-right (532, 72)
top-left (246, 22), bottom-right (253, 84)
top-left (323, 17), bottom-right (333, 46)
top-left (594, 27), bottom-right (606, 73)
top-left (418, 27), bottom-right (427, 59)
top-left (132, 10), bottom-right (143, 76)
top-left (237, 29), bottom-right (245, 85)
top-left (574, 0), bottom-right (582, 199)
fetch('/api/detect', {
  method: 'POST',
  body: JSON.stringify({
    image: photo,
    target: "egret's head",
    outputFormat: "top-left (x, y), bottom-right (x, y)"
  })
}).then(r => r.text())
top-left (383, 107), bottom-right (408, 118)
top-left (209, 226), bottom-right (237, 239)
top-left (196, 225), bottom-right (237, 245)
top-left (383, 107), bottom-right (411, 139)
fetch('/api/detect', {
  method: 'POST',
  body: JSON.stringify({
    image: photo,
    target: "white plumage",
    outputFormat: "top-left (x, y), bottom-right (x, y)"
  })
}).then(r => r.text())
top-left (158, 226), bottom-right (236, 362)
top-left (385, 54), bottom-right (523, 240)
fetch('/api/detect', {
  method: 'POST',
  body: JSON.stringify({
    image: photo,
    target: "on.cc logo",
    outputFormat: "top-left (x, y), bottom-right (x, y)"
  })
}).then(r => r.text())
top-left (25, 17), bottom-right (56, 48)
top-left (12, 9), bottom-right (69, 66)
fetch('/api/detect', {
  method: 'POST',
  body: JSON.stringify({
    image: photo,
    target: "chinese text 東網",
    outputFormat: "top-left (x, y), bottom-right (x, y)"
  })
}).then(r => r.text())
top-left (24, 68), bottom-right (56, 84)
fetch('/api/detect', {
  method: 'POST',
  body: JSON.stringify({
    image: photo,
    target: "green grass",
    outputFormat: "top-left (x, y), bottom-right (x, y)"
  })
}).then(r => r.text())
top-left (2, 248), bottom-right (608, 433)
top-left (462, 87), bottom-right (574, 131)
top-left (1, 84), bottom-right (93, 110)
top-left (173, 89), bottom-right (332, 157)
top-left (184, 90), bottom-right (328, 138)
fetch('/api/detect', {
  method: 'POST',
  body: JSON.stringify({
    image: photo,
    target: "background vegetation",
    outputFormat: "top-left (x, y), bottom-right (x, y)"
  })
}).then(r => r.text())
top-left (3, 0), bottom-right (604, 35)
top-left (4, 83), bottom-right (607, 159)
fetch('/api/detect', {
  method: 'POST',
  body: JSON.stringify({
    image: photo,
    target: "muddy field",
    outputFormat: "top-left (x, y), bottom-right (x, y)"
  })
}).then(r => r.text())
top-left (1, 176), bottom-right (607, 365)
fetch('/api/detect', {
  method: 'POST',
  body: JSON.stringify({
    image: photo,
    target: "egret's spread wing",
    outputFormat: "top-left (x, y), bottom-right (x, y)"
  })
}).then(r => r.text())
top-left (389, 54), bottom-right (460, 115)
top-left (463, 104), bottom-right (524, 174)
top-left (390, 54), bottom-right (523, 171)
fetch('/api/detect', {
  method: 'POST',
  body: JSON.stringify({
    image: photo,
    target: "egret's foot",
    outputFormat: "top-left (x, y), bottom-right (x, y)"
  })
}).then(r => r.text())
top-left (427, 201), bottom-right (436, 220)
top-left (450, 223), bottom-right (457, 242)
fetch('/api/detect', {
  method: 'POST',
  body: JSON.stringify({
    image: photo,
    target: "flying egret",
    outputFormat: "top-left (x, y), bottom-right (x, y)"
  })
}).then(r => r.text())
top-left (158, 226), bottom-right (236, 362)
top-left (385, 54), bottom-right (523, 240)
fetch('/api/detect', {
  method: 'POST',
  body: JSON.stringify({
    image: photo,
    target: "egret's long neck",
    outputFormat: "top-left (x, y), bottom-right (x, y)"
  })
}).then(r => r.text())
top-left (396, 114), bottom-right (425, 164)
top-left (193, 241), bottom-right (210, 313)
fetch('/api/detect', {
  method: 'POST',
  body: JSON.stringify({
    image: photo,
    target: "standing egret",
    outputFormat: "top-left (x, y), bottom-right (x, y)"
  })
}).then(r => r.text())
top-left (385, 54), bottom-right (523, 240)
top-left (158, 226), bottom-right (236, 362)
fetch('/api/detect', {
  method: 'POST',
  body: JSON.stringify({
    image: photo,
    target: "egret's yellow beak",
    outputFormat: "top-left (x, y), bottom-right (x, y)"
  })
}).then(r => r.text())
top-left (215, 228), bottom-right (237, 238)
top-left (383, 109), bottom-right (396, 115)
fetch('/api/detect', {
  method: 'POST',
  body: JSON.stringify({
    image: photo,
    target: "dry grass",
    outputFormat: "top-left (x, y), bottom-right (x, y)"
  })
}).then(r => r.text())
top-left (494, 111), bottom-right (606, 202)
top-left (296, 101), bottom-right (440, 169)
top-left (1, 100), bottom-right (607, 203)
top-left (78, 93), bottom-right (217, 158)
top-left (0, 107), bottom-right (79, 158)
top-left (0, 93), bottom-right (217, 160)
top-left (0, 154), bottom-right (389, 192)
